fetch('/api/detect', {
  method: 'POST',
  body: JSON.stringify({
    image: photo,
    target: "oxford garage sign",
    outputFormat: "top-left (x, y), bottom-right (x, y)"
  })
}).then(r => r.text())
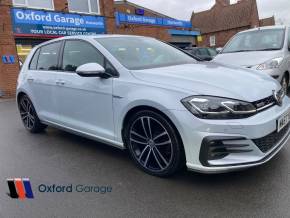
top-left (115, 12), bottom-right (192, 28)
top-left (10, 8), bottom-right (106, 37)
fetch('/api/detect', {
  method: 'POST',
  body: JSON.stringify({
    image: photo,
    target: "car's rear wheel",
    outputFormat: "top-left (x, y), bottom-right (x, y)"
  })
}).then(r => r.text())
top-left (124, 110), bottom-right (185, 177)
top-left (18, 95), bottom-right (47, 133)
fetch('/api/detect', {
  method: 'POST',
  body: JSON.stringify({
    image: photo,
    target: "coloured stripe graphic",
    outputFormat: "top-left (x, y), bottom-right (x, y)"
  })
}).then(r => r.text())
top-left (7, 178), bottom-right (34, 199)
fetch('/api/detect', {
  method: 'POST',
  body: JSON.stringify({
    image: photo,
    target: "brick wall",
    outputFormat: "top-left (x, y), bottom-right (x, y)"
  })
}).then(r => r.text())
top-left (54, 0), bottom-right (68, 12)
top-left (100, 0), bottom-right (115, 34)
top-left (250, 0), bottom-right (260, 28)
top-left (0, 0), bottom-right (19, 98)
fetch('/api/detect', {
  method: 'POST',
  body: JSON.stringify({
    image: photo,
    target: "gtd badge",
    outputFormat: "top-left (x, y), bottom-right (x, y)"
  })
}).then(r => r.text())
top-left (7, 178), bottom-right (34, 199)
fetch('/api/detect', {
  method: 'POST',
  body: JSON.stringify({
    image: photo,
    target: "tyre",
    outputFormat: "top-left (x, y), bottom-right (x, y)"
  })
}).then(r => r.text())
top-left (124, 110), bottom-right (185, 177)
top-left (18, 95), bottom-right (47, 133)
top-left (281, 74), bottom-right (289, 95)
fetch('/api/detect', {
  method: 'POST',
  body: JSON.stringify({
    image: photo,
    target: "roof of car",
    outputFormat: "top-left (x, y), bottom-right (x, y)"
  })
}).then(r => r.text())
top-left (33, 35), bottom-right (149, 48)
top-left (238, 25), bottom-right (288, 34)
top-left (62, 34), bottom-right (146, 39)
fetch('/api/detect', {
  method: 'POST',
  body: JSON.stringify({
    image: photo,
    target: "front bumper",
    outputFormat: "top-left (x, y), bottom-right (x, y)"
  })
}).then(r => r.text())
top-left (169, 96), bottom-right (290, 173)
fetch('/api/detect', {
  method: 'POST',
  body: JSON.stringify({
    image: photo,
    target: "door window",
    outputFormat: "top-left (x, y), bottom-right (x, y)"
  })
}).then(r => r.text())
top-left (62, 40), bottom-right (104, 72)
top-left (37, 42), bottom-right (62, 71)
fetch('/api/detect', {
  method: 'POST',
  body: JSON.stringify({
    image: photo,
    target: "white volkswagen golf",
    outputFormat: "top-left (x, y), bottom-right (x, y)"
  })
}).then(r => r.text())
top-left (17, 35), bottom-right (290, 177)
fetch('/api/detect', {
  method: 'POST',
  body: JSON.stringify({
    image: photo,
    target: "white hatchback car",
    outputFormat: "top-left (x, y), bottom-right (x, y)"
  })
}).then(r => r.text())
top-left (17, 35), bottom-right (290, 177)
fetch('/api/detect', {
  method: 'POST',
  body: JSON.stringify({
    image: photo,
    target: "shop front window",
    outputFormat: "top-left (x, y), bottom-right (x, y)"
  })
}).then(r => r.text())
top-left (68, 0), bottom-right (100, 14)
top-left (13, 0), bottom-right (54, 10)
top-left (16, 44), bottom-right (32, 64)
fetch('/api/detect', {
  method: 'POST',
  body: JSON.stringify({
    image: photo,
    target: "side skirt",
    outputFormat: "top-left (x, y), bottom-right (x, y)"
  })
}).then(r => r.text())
top-left (41, 120), bottom-right (125, 150)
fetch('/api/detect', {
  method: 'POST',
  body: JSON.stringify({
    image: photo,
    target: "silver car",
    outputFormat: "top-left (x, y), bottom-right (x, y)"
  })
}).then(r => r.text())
top-left (17, 35), bottom-right (290, 177)
top-left (214, 26), bottom-right (290, 93)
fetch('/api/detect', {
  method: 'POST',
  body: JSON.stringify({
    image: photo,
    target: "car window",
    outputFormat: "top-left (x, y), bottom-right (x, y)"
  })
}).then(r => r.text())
top-left (62, 40), bottom-right (105, 72)
top-left (208, 48), bottom-right (218, 57)
top-left (37, 42), bottom-right (62, 71)
top-left (191, 49), bottom-right (198, 55)
top-left (96, 37), bottom-right (195, 70)
top-left (197, 48), bottom-right (209, 56)
top-left (29, 49), bottom-right (40, 70)
top-left (222, 29), bottom-right (285, 53)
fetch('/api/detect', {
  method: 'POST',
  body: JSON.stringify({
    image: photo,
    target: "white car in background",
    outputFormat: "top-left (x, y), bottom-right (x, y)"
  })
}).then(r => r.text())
top-left (214, 26), bottom-right (290, 93)
top-left (17, 35), bottom-right (290, 177)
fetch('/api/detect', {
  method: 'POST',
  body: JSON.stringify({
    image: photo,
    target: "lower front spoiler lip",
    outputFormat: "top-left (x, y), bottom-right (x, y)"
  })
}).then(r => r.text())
top-left (187, 127), bottom-right (290, 174)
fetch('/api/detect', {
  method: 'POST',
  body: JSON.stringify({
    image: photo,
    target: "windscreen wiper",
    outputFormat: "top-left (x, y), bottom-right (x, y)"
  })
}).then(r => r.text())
top-left (257, 48), bottom-right (281, 51)
top-left (222, 50), bottom-right (255, 54)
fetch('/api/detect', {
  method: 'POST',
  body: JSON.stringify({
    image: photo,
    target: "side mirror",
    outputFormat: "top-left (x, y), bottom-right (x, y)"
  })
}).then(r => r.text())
top-left (288, 44), bottom-right (290, 51)
top-left (216, 47), bottom-right (223, 53)
top-left (76, 63), bottom-right (111, 79)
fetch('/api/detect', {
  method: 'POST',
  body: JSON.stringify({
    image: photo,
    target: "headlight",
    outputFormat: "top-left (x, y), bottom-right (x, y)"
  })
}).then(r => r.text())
top-left (257, 57), bottom-right (283, 70)
top-left (181, 96), bottom-right (257, 119)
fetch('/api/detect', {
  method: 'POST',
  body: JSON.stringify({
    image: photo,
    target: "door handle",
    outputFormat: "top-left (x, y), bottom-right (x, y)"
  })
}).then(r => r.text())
top-left (56, 80), bottom-right (65, 85)
top-left (27, 78), bottom-right (34, 83)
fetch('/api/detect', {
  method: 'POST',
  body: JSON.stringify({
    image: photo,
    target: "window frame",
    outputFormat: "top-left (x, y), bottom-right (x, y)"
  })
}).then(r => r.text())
top-left (12, 0), bottom-right (55, 10)
top-left (288, 28), bottom-right (290, 49)
top-left (29, 48), bottom-right (40, 70)
top-left (60, 39), bottom-right (119, 77)
top-left (68, 0), bottom-right (101, 15)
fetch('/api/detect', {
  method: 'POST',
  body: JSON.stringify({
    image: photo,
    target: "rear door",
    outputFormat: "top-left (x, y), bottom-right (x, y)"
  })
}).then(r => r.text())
top-left (56, 39), bottom-right (115, 140)
top-left (26, 41), bottom-right (62, 123)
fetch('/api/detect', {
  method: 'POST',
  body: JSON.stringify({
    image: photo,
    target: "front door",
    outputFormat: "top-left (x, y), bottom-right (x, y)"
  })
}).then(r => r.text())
top-left (56, 40), bottom-right (115, 140)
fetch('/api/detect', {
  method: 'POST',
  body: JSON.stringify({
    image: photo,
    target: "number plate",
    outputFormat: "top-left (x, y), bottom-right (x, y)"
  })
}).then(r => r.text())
top-left (277, 110), bottom-right (290, 132)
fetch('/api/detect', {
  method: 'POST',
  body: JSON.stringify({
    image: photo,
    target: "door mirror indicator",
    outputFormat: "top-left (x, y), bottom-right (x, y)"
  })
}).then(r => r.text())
top-left (76, 63), bottom-right (111, 79)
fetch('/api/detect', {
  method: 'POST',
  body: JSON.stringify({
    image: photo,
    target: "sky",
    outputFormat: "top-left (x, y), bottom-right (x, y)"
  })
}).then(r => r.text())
top-left (121, 0), bottom-right (290, 25)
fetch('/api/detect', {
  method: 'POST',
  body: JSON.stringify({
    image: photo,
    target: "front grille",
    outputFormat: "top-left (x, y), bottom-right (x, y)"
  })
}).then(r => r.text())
top-left (253, 124), bottom-right (290, 153)
top-left (252, 95), bottom-right (276, 111)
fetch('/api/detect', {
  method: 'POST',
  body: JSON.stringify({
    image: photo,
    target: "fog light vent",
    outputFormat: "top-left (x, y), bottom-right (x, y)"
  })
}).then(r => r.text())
top-left (199, 136), bottom-right (252, 166)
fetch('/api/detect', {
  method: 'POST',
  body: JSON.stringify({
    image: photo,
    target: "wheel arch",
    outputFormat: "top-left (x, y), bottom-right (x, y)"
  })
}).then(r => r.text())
top-left (121, 105), bottom-right (184, 151)
top-left (16, 91), bottom-right (28, 105)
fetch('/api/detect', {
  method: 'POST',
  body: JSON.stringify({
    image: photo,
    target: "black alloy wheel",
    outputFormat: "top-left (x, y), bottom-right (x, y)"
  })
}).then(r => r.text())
top-left (18, 95), bottom-right (47, 133)
top-left (124, 110), bottom-right (185, 177)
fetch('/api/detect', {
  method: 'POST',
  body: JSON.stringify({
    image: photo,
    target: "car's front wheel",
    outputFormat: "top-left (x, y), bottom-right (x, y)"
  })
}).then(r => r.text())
top-left (18, 95), bottom-right (47, 133)
top-left (124, 110), bottom-right (185, 177)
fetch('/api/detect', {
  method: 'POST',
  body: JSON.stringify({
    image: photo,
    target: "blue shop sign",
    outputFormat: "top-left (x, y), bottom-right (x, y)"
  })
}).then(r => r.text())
top-left (115, 12), bottom-right (192, 28)
top-left (11, 8), bottom-right (106, 37)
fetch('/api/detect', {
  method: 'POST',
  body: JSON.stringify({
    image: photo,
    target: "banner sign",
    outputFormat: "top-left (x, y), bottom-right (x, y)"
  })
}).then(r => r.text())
top-left (11, 8), bottom-right (106, 37)
top-left (115, 12), bottom-right (192, 28)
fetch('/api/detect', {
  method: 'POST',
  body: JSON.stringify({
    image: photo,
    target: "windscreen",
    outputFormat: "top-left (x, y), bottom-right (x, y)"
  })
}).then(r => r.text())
top-left (222, 29), bottom-right (285, 53)
top-left (95, 37), bottom-right (196, 70)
